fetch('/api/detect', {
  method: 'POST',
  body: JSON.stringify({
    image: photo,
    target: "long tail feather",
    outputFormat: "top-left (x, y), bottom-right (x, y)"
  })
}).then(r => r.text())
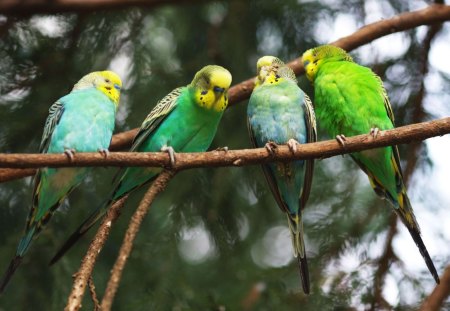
top-left (49, 199), bottom-right (110, 265)
top-left (286, 214), bottom-right (310, 294)
top-left (0, 256), bottom-right (23, 293)
top-left (297, 254), bottom-right (310, 294)
top-left (407, 226), bottom-right (440, 284)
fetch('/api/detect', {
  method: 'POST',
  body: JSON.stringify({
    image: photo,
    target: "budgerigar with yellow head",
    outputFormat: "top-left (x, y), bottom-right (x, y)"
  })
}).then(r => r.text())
top-left (50, 65), bottom-right (232, 263)
top-left (0, 71), bottom-right (122, 292)
top-left (302, 44), bottom-right (439, 284)
top-left (247, 56), bottom-right (317, 294)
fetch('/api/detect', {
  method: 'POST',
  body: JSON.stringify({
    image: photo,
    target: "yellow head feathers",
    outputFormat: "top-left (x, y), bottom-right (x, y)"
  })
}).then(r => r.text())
top-left (255, 56), bottom-right (296, 87)
top-left (302, 45), bottom-right (353, 82)
top-left (73, 71), bottom-right (122, 107)
top-left (191, 65), bottom-right (232, 112)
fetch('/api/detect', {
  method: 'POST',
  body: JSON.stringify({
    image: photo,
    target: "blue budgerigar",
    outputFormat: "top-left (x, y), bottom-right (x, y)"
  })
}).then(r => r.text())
top-left (0, 71), bottom-right (122, 292)
top-left (247, 56), bottom-right (317, 294)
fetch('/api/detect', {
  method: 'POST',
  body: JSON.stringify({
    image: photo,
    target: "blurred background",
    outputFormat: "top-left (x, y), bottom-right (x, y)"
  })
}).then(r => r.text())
top-left (0, 0), bottom-right (449, 310)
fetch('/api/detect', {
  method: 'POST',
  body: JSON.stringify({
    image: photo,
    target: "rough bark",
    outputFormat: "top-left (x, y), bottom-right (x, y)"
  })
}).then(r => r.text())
top-left (64, 196), bottom-right (127, 311)
top-left (0, 117), bottom-right (448, 171)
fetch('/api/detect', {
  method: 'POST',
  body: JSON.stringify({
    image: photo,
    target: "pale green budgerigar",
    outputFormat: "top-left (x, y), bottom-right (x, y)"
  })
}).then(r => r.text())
top-left (0, 71), bottom-right (122, 292)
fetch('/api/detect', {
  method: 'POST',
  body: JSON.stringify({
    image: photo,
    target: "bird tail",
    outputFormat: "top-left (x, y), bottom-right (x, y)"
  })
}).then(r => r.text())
top-left (394, 190), bottom-right (440, 284)
top-left (49, 197), bottom-right (113, 265)
top-left (286, 213), bottom-right (310, 294)
top-left (360, 150), bottom-right (440, 284)
top-left (0, 256), bottom-right (23, 293)
top-left (0, 227), bottom-right (35, 293)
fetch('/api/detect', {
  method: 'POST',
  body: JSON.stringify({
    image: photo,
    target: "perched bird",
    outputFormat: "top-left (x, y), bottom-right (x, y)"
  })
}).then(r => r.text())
top-left (302, 45), bottom-right (440, 284)
top-left (0, 71), bottom-right (122, 292)
top-left (247, 56), bottom-right (317, 294)
top-left (50, 65), bottom-right (232, 264)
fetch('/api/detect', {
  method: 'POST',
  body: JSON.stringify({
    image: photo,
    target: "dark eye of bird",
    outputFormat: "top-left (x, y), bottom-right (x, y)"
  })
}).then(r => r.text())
top-left (105, 79), bottom-right (111, 83)
top-left (213, 86), bottom-right (224, 93)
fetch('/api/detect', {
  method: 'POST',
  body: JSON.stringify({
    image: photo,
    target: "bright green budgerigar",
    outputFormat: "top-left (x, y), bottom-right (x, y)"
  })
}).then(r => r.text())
top-left (302, 45), bottom-right (439, 284)
top-left (0, 71), bottom-right (122, 292)
top-left (50, 65), bottom-right (232, 264)
top-left (247, 56), bottom-right (317, 294)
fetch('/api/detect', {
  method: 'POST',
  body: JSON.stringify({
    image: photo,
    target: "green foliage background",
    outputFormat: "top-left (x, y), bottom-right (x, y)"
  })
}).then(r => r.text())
top-left (0, 0), bottom-right (449, 310)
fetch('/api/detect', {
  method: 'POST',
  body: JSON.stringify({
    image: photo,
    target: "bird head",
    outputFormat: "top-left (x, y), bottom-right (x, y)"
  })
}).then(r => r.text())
top-left (73, 71), bottom-right (122, 107)
top-left (255, 56), bottom-right (296, 87)
top-left (302, 45), bottom-right (353, 82)
top-left (191, 65), bottom-right (232, 112)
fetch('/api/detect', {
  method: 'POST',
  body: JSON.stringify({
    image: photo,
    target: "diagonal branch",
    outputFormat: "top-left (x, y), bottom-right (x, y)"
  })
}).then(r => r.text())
top-left (0, 117), bottom-right (448, 171)
top-left (419, 266), bottom-right (450, 311)
top-left (1, 4), bottom-right (450, 182)
top-left (64, 196), bottom-right (128, 311)
top-left (100, 170), bottom-right (175, 310)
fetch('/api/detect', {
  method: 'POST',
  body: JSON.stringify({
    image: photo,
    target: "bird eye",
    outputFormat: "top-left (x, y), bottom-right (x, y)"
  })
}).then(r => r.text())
top-left (105, 79), bottom-right (111, 83)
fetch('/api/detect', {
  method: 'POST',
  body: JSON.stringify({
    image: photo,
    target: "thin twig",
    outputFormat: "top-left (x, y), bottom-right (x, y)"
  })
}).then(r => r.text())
top-left (100, 170), bottom-right (175, 311)
top-left (88, 276), bottom-right (101, 311)
top-left (64, 196), bottom-right (128, 311)
top-left (0, 118), bottom-right (448, 171)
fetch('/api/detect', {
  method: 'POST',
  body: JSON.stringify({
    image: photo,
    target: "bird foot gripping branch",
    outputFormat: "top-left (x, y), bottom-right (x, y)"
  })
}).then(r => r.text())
top-left (264, 141), bottom-right (278, 155)
top-left (98, 148), bottom-right (110, 158)
top-left (335, 134), bottom-right (347, 147)
top-left (161, 145), bottom-right (176, 167)
top-left (64, 148), bottom-right (77, 161)
top-left (287, 139), bottom-right (299, 153)
top-left (370, 127), bottom-right (380, 138)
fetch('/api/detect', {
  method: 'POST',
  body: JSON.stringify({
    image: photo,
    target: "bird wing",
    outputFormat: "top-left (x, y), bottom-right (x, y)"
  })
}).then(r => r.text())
top-left (129, 87), bottom-right (183, 152)
top-left (247, 117), bottom-right (289, 213)
top-left (109, 86), bottom-right (182, 186)
top-left (39, 101), bottom-right (65, 153)
top-left (299, 93), bottom-right (317, 208)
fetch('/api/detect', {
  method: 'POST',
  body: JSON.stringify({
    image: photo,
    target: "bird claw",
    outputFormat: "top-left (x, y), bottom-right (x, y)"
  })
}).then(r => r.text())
top-left (287, 139), bottom-right (299, 153)
top-left (161, 145), bottom-right (176, 166)
top-left (265, 141), bottom-right (278, 155)
top-left (370, 127), bottom-right (380, 138)
top-left (64, 149), bottom-right (76, 161)
top-left (98, 148), bottom-right (110, 158)
top-left (215, 146), bottom-right (228, 152)
top-left (336, 134), bottom-right (347, 147)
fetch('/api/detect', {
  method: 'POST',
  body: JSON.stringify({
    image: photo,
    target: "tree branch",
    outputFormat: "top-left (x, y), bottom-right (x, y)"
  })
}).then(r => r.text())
top-left (2, 4), bottom-right (450, 182)
top-left (419, 266), bottom-right (450, 311)
top-left (0, 118), bottom-right (448, 171)
top-left (0, 0), bottom-right (207, 15)
top-left (100, 170), bottom-right (175, 311)
top-left (64, 196), bottom-right (128, 311)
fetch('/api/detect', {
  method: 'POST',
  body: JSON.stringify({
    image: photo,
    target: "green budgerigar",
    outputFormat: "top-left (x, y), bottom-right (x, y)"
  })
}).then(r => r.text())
top-left (247, 56), bottom-right (317, 294)
top-left (0, 71), bottom-right (122, 292)
top-left (302, 45), bottom-right (439, 284)
top-left (50, 65), bottom-right (232, 264)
